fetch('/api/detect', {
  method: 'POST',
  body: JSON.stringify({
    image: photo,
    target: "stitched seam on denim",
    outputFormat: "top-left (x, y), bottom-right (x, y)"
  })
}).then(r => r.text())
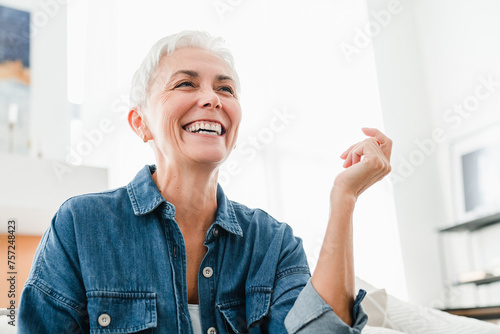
top-left (225, 201), bottom-right (243, 236)
top-left (86, 291), bottom-right (156, 299)
top-left (90, 323), bottom-right (153, 333)
top-left (60, 188), bottom-right (124, 206)
top-left (28, 231), bottom-right (49, 282)
top-left (29, 279), bottom-right (87, 316)
top-left (246, 286), bottom-right (272, 294)
top-left (275, 266), bottom-right (310, 281)
top-left (217, 299), bottom-right (245, 310)
top-left (127, 182), bottom-right (140, 215)
top-left (245, 288), bottom-right (271, 325)
top-left (87, 293), bottom-right (157, 332)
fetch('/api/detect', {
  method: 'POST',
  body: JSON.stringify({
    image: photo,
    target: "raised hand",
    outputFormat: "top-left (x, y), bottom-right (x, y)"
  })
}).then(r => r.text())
top-left (311, 128), bottom-right (392, 326)
top-left (335, 128), bottom-right (392, 199)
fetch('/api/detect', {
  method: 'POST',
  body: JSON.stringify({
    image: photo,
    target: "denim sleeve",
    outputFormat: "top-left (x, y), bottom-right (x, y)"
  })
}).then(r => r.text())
top-left (263, 224), bottom-right (367, 333)
top-left (284, 279), bottom-right (368, 334)
top-left (18, 203), bottom-right (89, 333)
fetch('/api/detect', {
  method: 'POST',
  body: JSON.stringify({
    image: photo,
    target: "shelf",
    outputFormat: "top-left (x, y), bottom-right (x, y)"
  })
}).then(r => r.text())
top-left (454, 275), bottom-right (500, 286)
top-left (442, 305), bottom-right (500, 321)
top-left (438, 212), bottom-right (500, 233)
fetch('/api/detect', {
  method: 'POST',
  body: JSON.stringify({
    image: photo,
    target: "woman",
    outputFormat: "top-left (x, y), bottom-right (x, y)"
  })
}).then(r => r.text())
top-left (18, 31), bottom-right (392, 333)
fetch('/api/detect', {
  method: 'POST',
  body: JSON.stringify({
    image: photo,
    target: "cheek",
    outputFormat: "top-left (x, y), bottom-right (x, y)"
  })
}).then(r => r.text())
top-left (150, 95), bottom-right (189, 129)
top-left (227, 102), bottom-right (242, 128)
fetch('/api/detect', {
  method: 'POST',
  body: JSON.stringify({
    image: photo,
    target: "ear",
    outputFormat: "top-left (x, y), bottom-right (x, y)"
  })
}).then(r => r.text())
top-left (128, 109), bottom-right (151, 142)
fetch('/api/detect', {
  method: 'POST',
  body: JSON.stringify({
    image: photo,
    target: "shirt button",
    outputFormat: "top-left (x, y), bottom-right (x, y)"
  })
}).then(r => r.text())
top-left (207, 327), bottom-right (217, 334)
top-left (212, 227), bottom-right (219, 237)
top-left (98, 313), bottom-right (111, 327)
top-left (202, 266), bottom-right (214, 278)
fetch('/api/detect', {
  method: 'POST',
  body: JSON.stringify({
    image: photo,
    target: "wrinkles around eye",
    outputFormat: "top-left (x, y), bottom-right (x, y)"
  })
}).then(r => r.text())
top-left (172, 81), bottom-right (235, 97)
top-left (174, 81), bottom-right (195, 89)
top-left (218, 86), bottom-right (235, 96)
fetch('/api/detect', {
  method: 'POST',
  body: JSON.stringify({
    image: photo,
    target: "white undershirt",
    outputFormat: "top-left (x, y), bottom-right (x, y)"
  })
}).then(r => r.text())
top-left (188, 304), bottom-right (202, 334)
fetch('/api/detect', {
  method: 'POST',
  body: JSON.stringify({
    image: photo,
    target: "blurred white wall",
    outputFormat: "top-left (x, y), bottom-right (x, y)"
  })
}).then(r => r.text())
top-left (0, 0), bottom-right (108, 235)
top-left (0, 0), bottom-right (70, 159)
top-left (369, 0), bottom-right (500, 307)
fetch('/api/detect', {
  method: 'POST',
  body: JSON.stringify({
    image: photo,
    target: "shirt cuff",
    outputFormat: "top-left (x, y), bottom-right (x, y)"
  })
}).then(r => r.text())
top-left (284, 279), bottom-right (368, 333)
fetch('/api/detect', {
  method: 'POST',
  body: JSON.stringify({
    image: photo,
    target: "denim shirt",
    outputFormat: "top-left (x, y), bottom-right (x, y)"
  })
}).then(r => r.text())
top-left (19, 165), bottom-right (367, 333)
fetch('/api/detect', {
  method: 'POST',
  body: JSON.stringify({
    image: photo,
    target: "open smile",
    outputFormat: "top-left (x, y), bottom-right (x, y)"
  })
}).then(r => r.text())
top-left (183, 120), bottom-right (226, 136)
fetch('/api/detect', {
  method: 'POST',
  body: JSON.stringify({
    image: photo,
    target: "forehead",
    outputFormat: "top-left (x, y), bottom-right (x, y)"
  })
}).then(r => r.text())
top-left (157, 47), bottom-right (232, 78)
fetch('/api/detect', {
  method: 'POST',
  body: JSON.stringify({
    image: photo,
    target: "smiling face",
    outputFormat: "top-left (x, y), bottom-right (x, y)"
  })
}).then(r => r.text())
top-left (139, 47), bottom-right (242, 168)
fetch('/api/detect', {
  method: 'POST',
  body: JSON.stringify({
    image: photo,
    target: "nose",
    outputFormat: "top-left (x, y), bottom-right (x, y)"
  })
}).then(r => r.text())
top-left (198, 89), bottom-right (222, 110)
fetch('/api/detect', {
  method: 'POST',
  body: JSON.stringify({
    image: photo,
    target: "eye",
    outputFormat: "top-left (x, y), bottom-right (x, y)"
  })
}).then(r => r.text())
top-left (219, 86), bottom-right (234, 95)
top-left (174, 81), bottom-right (195, 89)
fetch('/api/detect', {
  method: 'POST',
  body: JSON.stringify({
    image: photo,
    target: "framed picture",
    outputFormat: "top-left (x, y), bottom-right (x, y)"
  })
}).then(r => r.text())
top-left (450, 123), bottom-right (500, 223)
top-left (0, 4), bottom-right (31, 154)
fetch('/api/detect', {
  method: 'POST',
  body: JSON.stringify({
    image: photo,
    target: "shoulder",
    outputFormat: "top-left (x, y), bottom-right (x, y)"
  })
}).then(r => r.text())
top-left (61, 186), bottom-right (129, 207)
top-left (230, 200), bottom-right (282, 226)
top-left (58, 186), bottom-right (130, 215)
top-left (227, 200), bottom-right (310, 284)
top-left (50, 186), bottom-right (132, 235)
top-left (229, 200), bottom-right (298, 242)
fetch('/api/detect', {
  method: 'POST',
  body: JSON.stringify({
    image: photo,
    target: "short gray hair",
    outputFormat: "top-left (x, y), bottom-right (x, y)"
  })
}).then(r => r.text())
top-left (129, 30), bottom-right (241, 111)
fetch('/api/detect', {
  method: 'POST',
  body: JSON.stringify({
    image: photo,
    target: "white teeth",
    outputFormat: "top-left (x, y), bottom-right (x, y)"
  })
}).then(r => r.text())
top-left (185, 121), bottom-right (223, 135)
top-left (198, 130), bottom-right (217, 135)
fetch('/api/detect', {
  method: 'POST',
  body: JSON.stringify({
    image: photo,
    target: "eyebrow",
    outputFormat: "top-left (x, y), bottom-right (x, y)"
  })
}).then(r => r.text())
top-left (170, 70), bottom-right (235, 83)
top-left (215, 74), bottom-right (234, 83)
top-left (171, 70), bottom-right (198, 78)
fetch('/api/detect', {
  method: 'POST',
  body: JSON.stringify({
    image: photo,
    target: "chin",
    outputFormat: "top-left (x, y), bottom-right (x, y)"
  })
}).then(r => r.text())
top-left (190, 148), bottom-right (229, 166)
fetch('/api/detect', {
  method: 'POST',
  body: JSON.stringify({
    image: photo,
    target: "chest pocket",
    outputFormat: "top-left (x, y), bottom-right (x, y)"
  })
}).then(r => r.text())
top-left (219, 300), bottom-right (248, 333)
top-left (218, 288), bottom-right (272, 333)
top-left (87, 291), bottom-right (157, 334)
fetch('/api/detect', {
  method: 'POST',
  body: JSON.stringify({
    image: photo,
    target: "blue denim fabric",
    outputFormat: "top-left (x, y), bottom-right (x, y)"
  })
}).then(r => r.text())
top-left (18, 165), bottom-right (367, 333)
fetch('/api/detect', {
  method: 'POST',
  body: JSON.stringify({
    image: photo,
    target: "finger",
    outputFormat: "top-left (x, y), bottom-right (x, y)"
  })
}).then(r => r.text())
top-left (361, 127), bottom-right (389, 144)
top-left (343, 150), bottom-right (353, 167)
top-left (340, 143), bottom-right (357, 159)
top-left (342, 129), bottom-right (385, 159)
top-left (344, 138), bottom-right (387, 169)
top-left (351, 150), bottom-right (362, 165)
top-left (343, 142), bottom-right (364, 168)
top-left (361, 127), bottom-right (392, 161)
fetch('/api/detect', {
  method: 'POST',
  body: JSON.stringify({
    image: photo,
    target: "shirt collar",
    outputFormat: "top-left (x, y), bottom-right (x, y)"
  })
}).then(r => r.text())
top-left (127, 165), bottom-right (169, 216)
top-left (127, 165), bottom-right (243, 237)
top-left (214, 183), bottom-right (243, 237)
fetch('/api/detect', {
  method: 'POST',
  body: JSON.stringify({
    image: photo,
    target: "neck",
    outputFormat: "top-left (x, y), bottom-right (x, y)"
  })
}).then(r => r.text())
top-left (153, 160), bottom-right (219, 232)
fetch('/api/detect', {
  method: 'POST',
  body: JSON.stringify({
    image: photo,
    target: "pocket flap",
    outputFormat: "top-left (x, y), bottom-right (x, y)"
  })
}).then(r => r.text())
top-left (218, 300), bottom-right (248, 334)
top-left (245, 287), bottom-right (272, 325)
top-left (87, 291), bottom-right (157, 333)
top-left (218, 288), bottom-right (272, 333)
